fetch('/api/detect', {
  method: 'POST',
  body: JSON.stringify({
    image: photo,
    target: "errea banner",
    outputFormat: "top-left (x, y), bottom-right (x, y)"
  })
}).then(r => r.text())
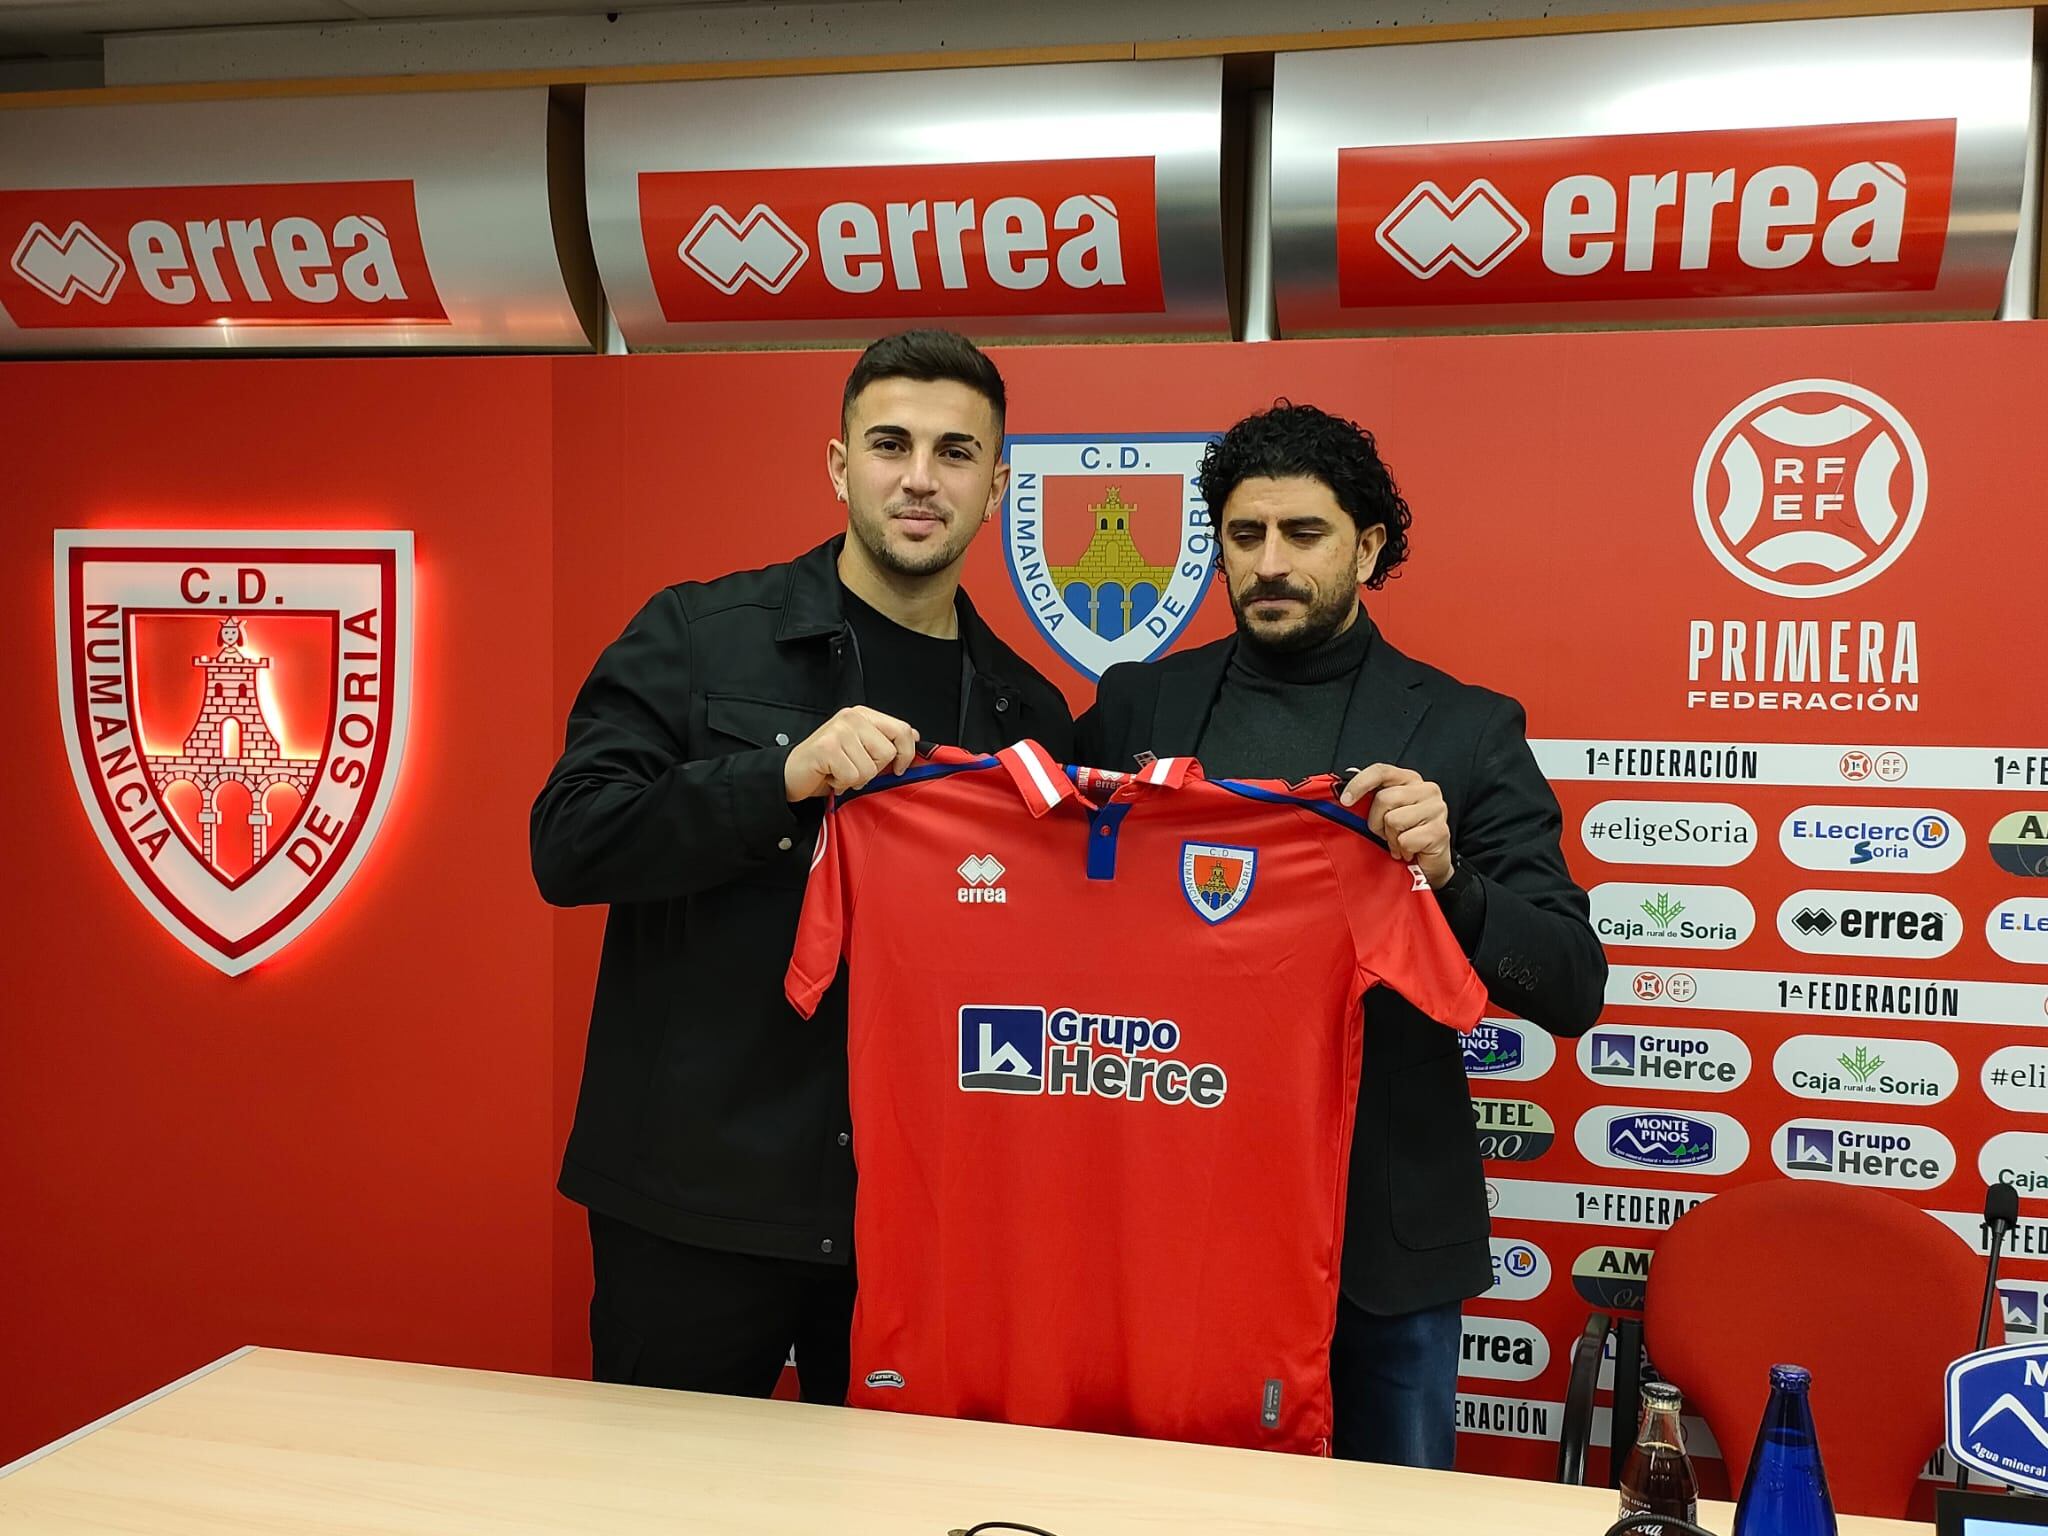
top-left (0, 181), bottom-right (444, 328)
top-left (1269, 9), bottom-right (2027, 332)
top-left (586, 59), bottom-right (1227, 346)
top-left (1338, 121), bottom-right (1954, 309)
top-left (0, 90), bottom-right (590, 352)
top-left (638, 159), bottom-right (1164, 324)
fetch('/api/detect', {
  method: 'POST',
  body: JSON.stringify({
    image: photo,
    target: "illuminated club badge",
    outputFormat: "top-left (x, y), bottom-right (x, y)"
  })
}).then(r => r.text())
top-left (55, 530), bottom-right (413, 974)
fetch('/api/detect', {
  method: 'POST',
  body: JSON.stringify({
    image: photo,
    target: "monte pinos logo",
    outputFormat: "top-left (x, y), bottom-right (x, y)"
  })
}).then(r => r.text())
top-left (54, 531), bottom-right (414, 974)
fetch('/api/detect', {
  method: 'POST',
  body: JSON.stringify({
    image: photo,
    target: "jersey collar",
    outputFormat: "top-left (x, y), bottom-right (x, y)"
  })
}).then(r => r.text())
top-left (996, 741), bottom-right (1199, 816)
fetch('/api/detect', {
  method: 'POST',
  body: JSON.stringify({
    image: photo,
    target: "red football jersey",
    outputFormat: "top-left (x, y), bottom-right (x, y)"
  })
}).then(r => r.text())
top-left (786, 741), bottom-right (1487, 1454)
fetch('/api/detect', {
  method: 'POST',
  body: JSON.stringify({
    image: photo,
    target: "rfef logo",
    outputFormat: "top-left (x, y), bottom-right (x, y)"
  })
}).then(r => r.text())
top-left (1694, 379), bottom-right (1926, 599)
top-left (1002, 435), bottom-right (1215, 678)
top-left (1338, 120), bottom-right (1955, 309)
top-left (639, 158), bottom-right (1165, 323)
top-left (54, 531), bottom-right (414, 975)
top-left (0, 182), bottom-right (446, 328)
top-left (1946, 1344), bottom-right (2048, 1496)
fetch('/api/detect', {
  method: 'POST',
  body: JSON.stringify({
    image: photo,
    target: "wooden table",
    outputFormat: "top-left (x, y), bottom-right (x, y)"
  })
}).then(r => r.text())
top-left (0, 1347), bottom-right (1930, 1535)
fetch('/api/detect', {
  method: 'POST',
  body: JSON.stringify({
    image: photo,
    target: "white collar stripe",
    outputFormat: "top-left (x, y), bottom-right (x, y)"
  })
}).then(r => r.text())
top-left (1012, 740), bottom-right (1064, 811)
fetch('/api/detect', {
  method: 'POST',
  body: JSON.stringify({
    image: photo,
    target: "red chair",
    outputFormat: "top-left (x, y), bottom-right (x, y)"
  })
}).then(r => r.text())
top-left (1639, 1180), bottom-right (1992, 1520)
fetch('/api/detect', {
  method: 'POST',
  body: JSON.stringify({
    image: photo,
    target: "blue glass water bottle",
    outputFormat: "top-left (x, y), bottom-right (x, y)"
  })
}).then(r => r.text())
top-left (1732, 1363), bottom-right (1838, 1536)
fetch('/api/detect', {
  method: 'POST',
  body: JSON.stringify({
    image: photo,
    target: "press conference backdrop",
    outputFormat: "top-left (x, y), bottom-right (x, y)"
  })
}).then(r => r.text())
top-left (3, 323), bottom-right (2045, 1489)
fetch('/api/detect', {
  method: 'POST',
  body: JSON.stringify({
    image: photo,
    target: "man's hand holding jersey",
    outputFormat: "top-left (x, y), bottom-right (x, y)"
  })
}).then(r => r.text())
top-left (783, 706), bottom-right (919, 802)
top-left (1340, 763), bottom-right (1454, 889)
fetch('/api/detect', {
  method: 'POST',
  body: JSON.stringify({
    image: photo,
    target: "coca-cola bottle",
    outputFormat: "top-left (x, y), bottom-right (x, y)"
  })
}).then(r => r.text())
top-left (1619, 1381), bottom-right (1700, 1536)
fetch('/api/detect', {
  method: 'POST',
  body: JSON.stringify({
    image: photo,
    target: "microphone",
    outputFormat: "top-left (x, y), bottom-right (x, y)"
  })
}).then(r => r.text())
top-left (1957, 1180), bottom-right (2021, 1489)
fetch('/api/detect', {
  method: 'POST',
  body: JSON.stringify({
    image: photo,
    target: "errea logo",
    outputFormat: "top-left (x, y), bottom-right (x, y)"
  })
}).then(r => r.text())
top-left (639, 157), bottom-right (1164, 324)
top-left (677, 204), bottom-right (809, 294)
top-left (1338, 120), bottom-right (1956, 310)
top-left (11, 220), bottom-right (125, 302)
top-left (0, 181), bottom-right (446, 328)
top-left (1376, 180), bottom-right (1528, 278)
top-left (957, 853), bottom-right (1007, 904)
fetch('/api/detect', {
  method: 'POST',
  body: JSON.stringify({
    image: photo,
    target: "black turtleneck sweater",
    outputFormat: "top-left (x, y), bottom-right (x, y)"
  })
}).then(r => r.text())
top-left (1195, 612), bottom-right (1375, 782)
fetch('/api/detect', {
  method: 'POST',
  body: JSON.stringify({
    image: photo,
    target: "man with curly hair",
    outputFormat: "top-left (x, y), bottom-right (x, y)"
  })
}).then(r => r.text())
top-left (1076, 402), bottom-right (1604, 1468)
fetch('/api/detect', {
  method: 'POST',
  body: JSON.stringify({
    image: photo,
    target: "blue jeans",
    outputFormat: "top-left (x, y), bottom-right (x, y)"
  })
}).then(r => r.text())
top-left (1329, 1294), bottom-right (1462, 1468)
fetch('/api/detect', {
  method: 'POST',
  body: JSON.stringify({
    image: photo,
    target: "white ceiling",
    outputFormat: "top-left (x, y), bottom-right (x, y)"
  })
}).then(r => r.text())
top-left (0, 0), bottom-right (741, 59)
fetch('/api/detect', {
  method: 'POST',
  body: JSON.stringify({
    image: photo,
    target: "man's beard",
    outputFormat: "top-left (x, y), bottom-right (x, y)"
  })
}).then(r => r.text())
top-left (1228, 576), bottom-right (1356, 655)
top-left (850, 500), bottom-right (967, 577)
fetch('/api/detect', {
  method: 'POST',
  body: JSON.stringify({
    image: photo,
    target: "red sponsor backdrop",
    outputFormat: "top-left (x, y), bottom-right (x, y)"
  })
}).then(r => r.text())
top-left (6, 325), bottom-right (2048, 1509)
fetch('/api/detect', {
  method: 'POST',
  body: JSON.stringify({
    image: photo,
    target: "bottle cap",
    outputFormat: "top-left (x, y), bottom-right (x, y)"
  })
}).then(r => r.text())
top-left (1641, 1382), bottom-right (1683, 1411)
top-left (1769, 1363), bottom-right (1813, 1391)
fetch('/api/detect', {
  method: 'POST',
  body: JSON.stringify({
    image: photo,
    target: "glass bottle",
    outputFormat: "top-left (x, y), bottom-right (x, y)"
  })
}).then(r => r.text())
top-left (1619, 1380), bottom-right (1700, 1535)
top-left (1732, 1363), bottom-right (1838, 1536)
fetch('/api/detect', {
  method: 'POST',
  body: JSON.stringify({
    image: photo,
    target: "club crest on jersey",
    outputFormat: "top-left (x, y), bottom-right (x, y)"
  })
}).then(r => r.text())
top-left (54, 530), bottom-right (414, 975)
top-left (1182, 842), bottom-right (1255, 923)
top-left (1000, 434), bottom-right (1217, 679)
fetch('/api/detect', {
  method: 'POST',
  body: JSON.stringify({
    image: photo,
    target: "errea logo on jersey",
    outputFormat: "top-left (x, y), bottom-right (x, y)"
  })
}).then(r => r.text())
top-left (0, 181), bottom-right (446, 328)
top-left (957, 853), bottom-right (1007, 904)
top-left (1339, 120), bottom-right (1955, 309)
top-left (639, 158), bottom-right (1165, 323)
top-left (958, 1004), bottom-right (1226, 1108)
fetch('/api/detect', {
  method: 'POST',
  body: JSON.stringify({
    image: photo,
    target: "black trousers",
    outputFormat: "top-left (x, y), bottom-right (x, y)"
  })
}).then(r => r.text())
top-left (587, 1210), bottom-right (855, 1404)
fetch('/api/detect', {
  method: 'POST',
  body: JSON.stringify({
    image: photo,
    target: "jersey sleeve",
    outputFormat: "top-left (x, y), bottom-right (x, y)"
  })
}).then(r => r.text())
top-left (1324, 820), bottom-right (1489, 1033)
top-left (785, 797), bottom-right (864, 1019)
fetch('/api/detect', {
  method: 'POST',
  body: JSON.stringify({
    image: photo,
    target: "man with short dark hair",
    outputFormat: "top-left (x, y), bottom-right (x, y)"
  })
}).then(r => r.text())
top-left (533, 329), bottom-right (1072, 1404)
top-left (1077, 402), bottom-right (1604, 1467)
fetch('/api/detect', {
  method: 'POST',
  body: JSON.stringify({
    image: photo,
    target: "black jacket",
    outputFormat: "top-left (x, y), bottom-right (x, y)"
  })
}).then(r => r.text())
top-left (533, 536), bottom-right (1074, 1264)
top-left (1075, 622), bottom-right (1604, 1315)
